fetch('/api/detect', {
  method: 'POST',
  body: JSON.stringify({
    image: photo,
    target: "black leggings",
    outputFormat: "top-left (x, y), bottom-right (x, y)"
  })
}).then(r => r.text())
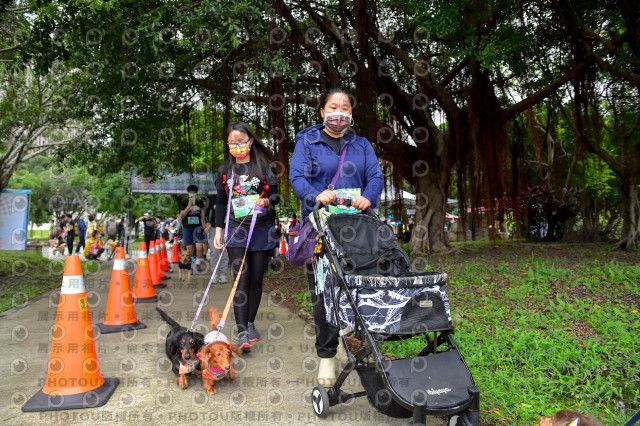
top-left (226, 247), bottom-right (270, 333)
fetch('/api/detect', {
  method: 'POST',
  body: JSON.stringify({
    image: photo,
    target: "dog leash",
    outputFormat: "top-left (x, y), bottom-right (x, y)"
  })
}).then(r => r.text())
top-left (190, 169), bottom-right (265, 332)
top-left (217, 204), bottom-right (263, 332)
top-left (624, 410), bottom-right (640, 426)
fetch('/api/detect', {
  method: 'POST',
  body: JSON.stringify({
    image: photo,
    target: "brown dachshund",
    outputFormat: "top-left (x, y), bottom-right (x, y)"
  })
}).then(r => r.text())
top-left (197, 307), bottom-right (242, 395)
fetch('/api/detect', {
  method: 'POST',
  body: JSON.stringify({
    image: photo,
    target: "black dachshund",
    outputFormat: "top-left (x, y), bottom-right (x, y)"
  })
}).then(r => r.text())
top-left (156, 308), bottom-right (204, 389)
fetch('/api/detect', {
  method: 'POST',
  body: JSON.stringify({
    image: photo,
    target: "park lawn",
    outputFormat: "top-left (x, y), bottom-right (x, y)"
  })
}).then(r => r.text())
top-left (0, 252), bottom-right (109, 313)
top-left (263, 242), bottom-right (640, 426)
top-left (0, 251), bottom-right (63, 312)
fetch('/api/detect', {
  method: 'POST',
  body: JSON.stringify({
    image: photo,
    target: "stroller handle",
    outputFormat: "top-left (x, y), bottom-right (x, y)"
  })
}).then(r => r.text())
top-left (312, 199), bottom-right (376, 221)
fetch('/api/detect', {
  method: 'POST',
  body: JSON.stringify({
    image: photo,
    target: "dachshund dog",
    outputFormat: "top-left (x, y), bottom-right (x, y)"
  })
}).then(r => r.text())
top-left (156, 307), bottom-right (204, 389)
top-left (178, 250), bottom-right (192, 284)
top-left (198, 307), bottom-right (242, 395)
top-left (539, 409), bottom-right (603, 426)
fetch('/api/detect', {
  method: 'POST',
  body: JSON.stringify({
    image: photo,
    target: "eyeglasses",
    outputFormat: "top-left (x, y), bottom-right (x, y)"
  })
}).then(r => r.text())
top-left (227, 139), bottom-right (251, 148)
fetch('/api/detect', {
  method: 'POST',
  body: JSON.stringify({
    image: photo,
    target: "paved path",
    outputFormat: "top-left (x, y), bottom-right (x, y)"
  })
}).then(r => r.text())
top-left (0, 260), bottom-right (445, 425)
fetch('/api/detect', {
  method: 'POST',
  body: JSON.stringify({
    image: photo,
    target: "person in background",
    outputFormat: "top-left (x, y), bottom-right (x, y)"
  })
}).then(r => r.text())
top-left (84, 230), bottom-right (97, 258)
top-left (274, 218), bottom-right (283, 258)
top-left (58, 215), bottom-right (68, 242)
top-left (162, 216), bottom-right (171, 242)
top-left (286, 213), bottom-right (298, 243)
top-left (86, 214), bottom-right (97, 239)
top-left (168, 215), bottom-right (178, 241)
top-left (180, 185), bottom-right (207, 273)
top-left (51, 217), bottom-right (63, 243)
top-left (48, 219), bottom-right (55, 240)
top-left (75, 216), bottom-right (87, 254)
top-left (65, 216), bottom-right (75, 255)
top-left (154, 215), bottom-right (163, 240)
top-left (104, 213), bottom-right (118, 242)
top-left (205, 190), bottom-right (229, 283)
top-left (85, 231), bottom-right (104, 261)
top-left (290, 86), bottom-right (384, 388)
top-left (136, 210), bottom-right (157, 250)
top-left (117, 217), bottom-right (126, 243)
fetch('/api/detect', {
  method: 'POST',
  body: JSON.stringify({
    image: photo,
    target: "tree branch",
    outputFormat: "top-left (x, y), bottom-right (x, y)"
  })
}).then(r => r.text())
top-left (440, 57), bottom-right (470, 87)
top-left (554, 93), bottom-right (623, 175)
top-left (271, 0), bottom-right (341, 87)
top-left (578, 39), bottom-right (640, 85)
top-left (0, 43), bottom-right (21, 53)
top-left (177, 2), bottom-right (201, 12)
top-left (26, 138), bottom-right (74, 150)
top-left (506, 63), bottom-right (585, 118)
top-left (2, 6), bottom-right (30, 13)
top-left (365, 17), bottom-right (460, 118)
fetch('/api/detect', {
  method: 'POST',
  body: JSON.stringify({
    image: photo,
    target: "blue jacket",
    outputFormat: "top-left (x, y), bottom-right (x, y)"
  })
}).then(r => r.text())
top-left (290, 124), bottom-right (384, 218)
top-left (77, 218), bottom-right (87, 237)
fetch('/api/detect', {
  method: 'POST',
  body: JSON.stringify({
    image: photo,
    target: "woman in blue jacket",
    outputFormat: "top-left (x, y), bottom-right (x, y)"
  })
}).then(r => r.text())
top-left (290, 87), bottom-right (384, 387)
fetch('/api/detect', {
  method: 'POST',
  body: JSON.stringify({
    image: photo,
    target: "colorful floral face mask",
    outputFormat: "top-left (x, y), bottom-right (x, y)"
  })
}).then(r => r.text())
top-left (229, 140), bottom-right (251, 158)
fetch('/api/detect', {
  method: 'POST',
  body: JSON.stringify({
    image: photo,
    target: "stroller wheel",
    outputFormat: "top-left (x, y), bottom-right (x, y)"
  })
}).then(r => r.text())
top-left (448, 415), bottom-right (461, 426)
top-left (311, 386), bottom-right (330, 418)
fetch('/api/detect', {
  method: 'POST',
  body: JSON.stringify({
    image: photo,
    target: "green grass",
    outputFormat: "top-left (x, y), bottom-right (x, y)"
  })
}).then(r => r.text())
top-left (0, 251), bottom-right (63, 312)
top-left (28, 229), bottom-right (50, 239)
top-left (380, 245), bottom-right (639, 425)
top-left (291, 291), bottom-right (313, 312)
top-left (0, 251), bottom-right (117, 313)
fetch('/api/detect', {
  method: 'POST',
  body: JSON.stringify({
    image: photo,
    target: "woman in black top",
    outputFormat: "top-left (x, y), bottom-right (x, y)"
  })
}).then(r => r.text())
top-left (210, 121), bottom-right (279, 352)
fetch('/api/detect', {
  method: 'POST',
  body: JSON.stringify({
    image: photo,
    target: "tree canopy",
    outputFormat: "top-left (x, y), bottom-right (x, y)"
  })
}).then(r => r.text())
top-left (1, 0), bottom-right (638, 249)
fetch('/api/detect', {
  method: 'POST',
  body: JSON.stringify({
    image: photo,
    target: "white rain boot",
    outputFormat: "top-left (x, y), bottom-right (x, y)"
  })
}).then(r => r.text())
top-left (335, 340), bottom-right (349, 369)
top-left (317, 357), bottom-right (337, 388)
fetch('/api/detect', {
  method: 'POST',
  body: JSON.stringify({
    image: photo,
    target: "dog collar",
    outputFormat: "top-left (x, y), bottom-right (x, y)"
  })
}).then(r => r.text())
top-left (196, 352), bottom-right (229, 381)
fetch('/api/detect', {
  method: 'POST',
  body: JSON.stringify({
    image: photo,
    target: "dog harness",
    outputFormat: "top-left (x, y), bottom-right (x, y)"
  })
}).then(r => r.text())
top-left (196, 352), bottom-right (229, 381)
top-left (204, 330), bottom-right (229, 345)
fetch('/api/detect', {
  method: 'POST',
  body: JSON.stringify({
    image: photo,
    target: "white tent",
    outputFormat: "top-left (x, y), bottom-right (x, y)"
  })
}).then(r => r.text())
top-left (378, 186), bottom-right (416, 209)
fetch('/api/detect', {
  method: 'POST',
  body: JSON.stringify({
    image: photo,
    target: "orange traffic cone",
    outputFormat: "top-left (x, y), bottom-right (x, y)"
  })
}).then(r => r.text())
top-left (132, 242), bottom-right (157, 303)
top-left (162, 238), bottom-right (173, 275)
top-left (149, 241), bottom-right (165, 288)
top-left (162, 238), bottom-right (171, 271)
top-left (156, 240), bottom-right (167, 280)
top-left (158, 239), bottom-right (169, 280)
top-left (22, 256), bottom-right (119, 412)
top-left (170, 236), bottom-right (180, 264)
top-left (280, 236), bottom-right (287, 254)
top-left (159, 238), bottom-right (168, 271)
top-left (98, 247), bottom-right (146, 334)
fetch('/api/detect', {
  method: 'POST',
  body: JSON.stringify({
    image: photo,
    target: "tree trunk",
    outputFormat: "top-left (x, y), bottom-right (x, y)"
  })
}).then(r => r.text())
top-left (409, 171), bottom-right (449, 252)
top-left (614, 173), bottom-right (640, 250)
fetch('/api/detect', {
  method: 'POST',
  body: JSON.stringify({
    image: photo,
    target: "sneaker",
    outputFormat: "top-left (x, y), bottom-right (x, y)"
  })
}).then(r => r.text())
top-left (237, 331), bottom-right (253, 352)
top-left (247, 322), bottom-right (260, 342)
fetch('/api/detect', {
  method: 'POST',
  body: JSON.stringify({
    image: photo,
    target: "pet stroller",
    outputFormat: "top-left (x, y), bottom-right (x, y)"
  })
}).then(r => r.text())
top-left (310, 201), bottom-right (479, 425)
